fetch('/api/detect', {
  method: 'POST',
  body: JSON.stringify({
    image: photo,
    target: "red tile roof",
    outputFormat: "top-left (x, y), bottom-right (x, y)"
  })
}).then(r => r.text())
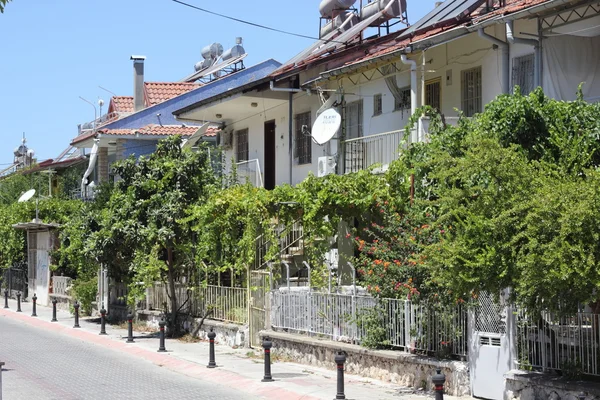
top-left (144, 82), bottom-right (201, 106)
top-left (108, 96), bottom-right (134, 113)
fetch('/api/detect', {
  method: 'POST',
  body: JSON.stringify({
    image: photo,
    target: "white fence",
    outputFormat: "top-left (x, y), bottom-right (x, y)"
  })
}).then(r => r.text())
top-left (516, 310), bottom-right (600, 377)
top-left (51, 276), bottom-right (72, 296)
top-left (271, 290), bottom-right (468, 358)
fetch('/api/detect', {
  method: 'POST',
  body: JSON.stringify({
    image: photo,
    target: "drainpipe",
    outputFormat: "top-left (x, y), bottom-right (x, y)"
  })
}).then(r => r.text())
top-left (400, 54), bottom-right (417, 115)
top-left (506, 20), bottom-right (540, 89)
top-left (270, 81), bottom-right (303, 185)
top-left (478, 28), bottom-right (509, 94)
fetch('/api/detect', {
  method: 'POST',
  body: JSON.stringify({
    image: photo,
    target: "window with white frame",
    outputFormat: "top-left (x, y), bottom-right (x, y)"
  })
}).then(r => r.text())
top-left (373, 94), bottom-right (383, 116)
top-left (235, 128), bottom-right (249, 162)
top-left (461, 66), bottom-right (482, 117)
top-left (512, 54), bottom-right (535, 95)
top-left (425, 78), bottom-right (441, 111)
top-left (394, 87), bottom-right (411, 111)
top-left (345, 100), bottom-right (363, 139)
top-left (295, 112), bottom-right (312, 165)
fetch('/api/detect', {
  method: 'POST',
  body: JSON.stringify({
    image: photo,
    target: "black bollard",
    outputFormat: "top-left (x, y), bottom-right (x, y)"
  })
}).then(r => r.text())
top-left (73, 301), bottom-right (81, 328)
top-left (126, 313), bottom-right (135, 343)
top-left (99, 308), bottom-right (107, 335)
top-left (207, 328), bottom-right (217, 368)
top-left (432, 369), bottom-right (446, 400)
top-left (31, 293), bottom-right (37, 317)
top-left (16, 292), bottom-right (21, 312)
top-left (157, 318), bottom-right (167, 352)
top-left (4, 289), bottom-right (8, 309)
top-left (51, 299), bottom-right (58, 322)
top-left (334, 351), bottom-right (347, 400)
top-left (578, 393), bottom-right (587, 400)
top-left (261, 337), bottom-right (274, 382)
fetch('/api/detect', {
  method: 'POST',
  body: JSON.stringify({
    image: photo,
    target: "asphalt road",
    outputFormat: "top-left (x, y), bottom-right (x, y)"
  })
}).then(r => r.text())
top-left (0, 316), bottom-right (259, 400)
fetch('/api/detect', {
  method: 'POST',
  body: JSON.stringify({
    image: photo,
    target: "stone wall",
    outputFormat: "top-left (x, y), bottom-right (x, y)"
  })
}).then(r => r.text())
top-left (260, 330), bottom-right (470, 397)
top-left (505, 370), bottom-right (600, 400)
top-left (49, 294), bottom-right (72, 312)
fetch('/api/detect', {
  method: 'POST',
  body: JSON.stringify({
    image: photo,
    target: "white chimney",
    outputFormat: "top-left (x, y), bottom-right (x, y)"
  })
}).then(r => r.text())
top-left (131, 55), bottom-right (146, 112)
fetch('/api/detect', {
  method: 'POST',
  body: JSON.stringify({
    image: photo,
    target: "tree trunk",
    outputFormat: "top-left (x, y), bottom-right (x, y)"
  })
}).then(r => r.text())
top-left (167, 247), bottom-right (179, 337)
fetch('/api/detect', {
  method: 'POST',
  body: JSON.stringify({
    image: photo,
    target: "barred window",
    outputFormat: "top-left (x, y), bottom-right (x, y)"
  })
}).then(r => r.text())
top-left (235, 128), bottom-right (249, 162)
top-left (425, 78), bottom-right (441, 111)
top-left (373, 94), bottom-right (383, 116)
top-left (295, 112), bottom-right (312, 165)
top-left (461, 66), bottom-right (482, 117)
top-left (394, 87), bottom-right (411, 111)
top-left (512, 54), bottom-right (535, 95)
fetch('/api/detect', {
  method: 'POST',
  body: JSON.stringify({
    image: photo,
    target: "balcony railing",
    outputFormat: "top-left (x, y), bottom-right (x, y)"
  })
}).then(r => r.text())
top-left (342, 129), bottom-right (406, 174)
top-left (236, 159), bottom-right (263, 188)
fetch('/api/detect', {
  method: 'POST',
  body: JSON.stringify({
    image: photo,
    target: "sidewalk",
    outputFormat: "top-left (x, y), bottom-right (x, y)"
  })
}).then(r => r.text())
top-left (0, 298), bottom-right (472, 400)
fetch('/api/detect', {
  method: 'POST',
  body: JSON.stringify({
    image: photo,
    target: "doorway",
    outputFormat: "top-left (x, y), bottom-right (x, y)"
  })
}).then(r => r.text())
top-left (264, 120), bottom-right (276, 190)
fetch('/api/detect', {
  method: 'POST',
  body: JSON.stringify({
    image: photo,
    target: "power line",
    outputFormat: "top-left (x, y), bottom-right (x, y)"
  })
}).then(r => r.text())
top-left (171, 0), bottom-right (345, 44)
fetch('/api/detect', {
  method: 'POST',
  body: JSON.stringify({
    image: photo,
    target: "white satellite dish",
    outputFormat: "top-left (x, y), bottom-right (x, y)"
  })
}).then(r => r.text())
top-left (18, 189), bottom-right (36, 203)
top-left (311, 108), bottom-right (341, 145)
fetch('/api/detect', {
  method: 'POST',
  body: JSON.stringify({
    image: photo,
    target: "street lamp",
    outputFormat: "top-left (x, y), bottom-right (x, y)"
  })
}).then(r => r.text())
top-left (79, 96), bottom-right (97, 129)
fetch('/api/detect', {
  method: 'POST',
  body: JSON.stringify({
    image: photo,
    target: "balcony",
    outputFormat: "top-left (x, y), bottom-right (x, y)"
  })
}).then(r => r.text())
top-left (235, 159), bottom-right (263, 188)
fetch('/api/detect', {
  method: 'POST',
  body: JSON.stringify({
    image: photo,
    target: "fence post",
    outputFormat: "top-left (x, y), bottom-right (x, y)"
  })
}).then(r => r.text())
top-left (404, 300), bottom-right (412, 353)
top-left (347, 262), bottom-right (356, 342)
top-left (303, 262), bottom-right (311, 335)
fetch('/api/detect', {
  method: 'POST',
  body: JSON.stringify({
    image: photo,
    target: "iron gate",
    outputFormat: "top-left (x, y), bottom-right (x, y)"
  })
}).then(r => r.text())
top-left (249, 270), bottom-right (271, 348)
top-left (469, 290), bottom-right (512, 400)
top-left (1, 263), bottom-right (28, 299)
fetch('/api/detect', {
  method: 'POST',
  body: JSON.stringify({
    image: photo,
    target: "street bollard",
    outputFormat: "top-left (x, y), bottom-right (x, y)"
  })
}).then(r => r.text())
top-left (31, 293), bottom-right (37, 317)
top-left (51, 299), bottom-right (58, 322)
top-left (207, 328), bottom-right (217, 368)
top-left (157, 318), bottom-right (167, 352)
top-left (99, 308), bottom-right (107, 335)
top-left (16, 292), bottom-right (21, 312)
top-left (261, 337), bottom-right (274, 382)
top-left (126, 313), bottom-right (135, 343)
top-left (578, 393), bottom-right (587, 400)
top-left (0, 361), bottom-right (4, 400)
top-left (334, 351), bottom-right (347, 400)
top-left (73, 301), bottom-right (81, 328)
top-left (432, 369), bottom-right (446, 400)
top-left (3, 290), bottom-right (8, 309)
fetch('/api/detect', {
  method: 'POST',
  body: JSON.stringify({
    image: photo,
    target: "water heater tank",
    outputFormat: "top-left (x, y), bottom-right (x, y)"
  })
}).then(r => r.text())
top-left (361, 0), bottom-right (406, 23)
top-left (222, 44), bottom-right (246, 61)
top-left (319, 0), bottom-right (357, 18)
top-left (320, 11), bottom-right (358, 37)
top-left (201, 43), bottom-right (224, 60)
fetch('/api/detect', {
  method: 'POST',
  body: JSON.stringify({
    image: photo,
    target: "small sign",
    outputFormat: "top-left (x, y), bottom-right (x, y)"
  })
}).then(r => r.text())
top-left (311, 108), bottom-right (341, 145)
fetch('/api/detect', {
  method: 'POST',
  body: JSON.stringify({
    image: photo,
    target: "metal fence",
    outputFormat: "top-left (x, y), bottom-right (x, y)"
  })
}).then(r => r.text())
top-left (1, 264), bottom-right (28, 299)
top-left (516, 309), bottom-right (600, 377)
top-left (147, 282), bottom-right (248, 325)
top-left (270, 290), bottom-right (468, 358)
top-left (342, 130), bottom-right (405, 174)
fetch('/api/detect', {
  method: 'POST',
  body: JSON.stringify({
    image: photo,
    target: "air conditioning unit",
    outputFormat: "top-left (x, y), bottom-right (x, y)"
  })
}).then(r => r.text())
top-left (219, 131), bottom-right (233, 149)
top-left (318, 156), bottom-right (336, 177)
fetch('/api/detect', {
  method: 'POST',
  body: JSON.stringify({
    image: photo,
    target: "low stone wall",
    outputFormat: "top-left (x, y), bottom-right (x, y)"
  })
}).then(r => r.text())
top-left (259, 330), bottom-right (470, 396)
top-left (505, 370), bottom-right (600, 400)
top-left (136, 310), bottom-right (248, 348)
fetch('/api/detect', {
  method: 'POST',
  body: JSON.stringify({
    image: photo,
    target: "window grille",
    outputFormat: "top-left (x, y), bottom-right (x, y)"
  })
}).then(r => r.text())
top-left (512, 54), bottom-right (535, 95)
top-left (295, 112), bottom-right (312, 165)
top-left (235, 128), bottom-right (249, 162)
top-left (461, 66), bottom-right (482, 117)
top-left (373, 94), bottom-right (383, 116)
top-left (345, 100), bottom-right (363, 139)
top-left (394, 87), bottom-right (411, 111)
top-left (425, 79), bottom-right (441, 111)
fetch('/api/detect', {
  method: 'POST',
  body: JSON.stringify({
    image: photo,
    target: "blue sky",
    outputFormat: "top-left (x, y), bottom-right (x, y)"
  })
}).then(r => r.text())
top-left (0, 0), bottom-right (437, 164)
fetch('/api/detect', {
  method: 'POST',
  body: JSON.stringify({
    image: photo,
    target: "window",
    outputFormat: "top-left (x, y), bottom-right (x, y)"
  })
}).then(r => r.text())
top-left (425, 78), bottom-right (441, 111)
top-left (373, 94), bottom-right (383, 116)
top-left (394, 87), bottom-right (411, 111)
top-left (512, 54), bottom-right (535, 95)
top-left (461, 66), bottom-right (482, 117)
top-left (345, 100), bottom-right (363, 139)
top-left (235, 128), bottom-right (249, 162)
top-left (295, 112), bottom-right (312, 165)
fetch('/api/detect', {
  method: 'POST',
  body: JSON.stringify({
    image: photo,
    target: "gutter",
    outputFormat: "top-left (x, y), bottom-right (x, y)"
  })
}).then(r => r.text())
top-left (400, 55), bottom-right (418, 115)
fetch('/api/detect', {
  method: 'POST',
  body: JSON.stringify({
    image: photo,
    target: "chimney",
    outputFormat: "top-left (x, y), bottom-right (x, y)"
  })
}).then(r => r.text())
top-left (131, 55), bottom-right (146, 112)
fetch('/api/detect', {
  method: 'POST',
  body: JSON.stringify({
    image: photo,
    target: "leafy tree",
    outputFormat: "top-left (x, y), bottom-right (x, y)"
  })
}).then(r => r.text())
top-left (0, 0), bottom-right (11, 13)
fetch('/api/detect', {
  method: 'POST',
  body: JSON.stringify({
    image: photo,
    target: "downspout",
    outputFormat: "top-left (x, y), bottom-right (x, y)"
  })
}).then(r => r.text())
top-left (421, 49), bottom-right (426, 108)
top-left (478, 28), bottom-right (509, 94)
top-left (400, 54), bottom-right (417, 115)
top-left (506, 20), bottom-right (540, 89)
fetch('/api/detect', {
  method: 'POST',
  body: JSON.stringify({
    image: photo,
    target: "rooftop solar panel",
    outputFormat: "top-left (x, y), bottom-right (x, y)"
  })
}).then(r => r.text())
top-left (400, 0), bottom-right (486, 38)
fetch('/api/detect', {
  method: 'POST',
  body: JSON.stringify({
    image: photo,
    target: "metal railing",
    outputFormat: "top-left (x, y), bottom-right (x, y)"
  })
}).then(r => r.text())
top-left (1, 264), bottom-right (28, 299)
top-left (516, 309), bottom-right (600, 377)
top-left (342, 130), bottom-right (405, 174)
top-left (254, 217), bottom-right (304, 270)
top-left (236, 159), bottom-right (263, 188)
top-left (52, 276), bottom-right (72, 296)
top-left (270, 290), bottom-right (468, 358)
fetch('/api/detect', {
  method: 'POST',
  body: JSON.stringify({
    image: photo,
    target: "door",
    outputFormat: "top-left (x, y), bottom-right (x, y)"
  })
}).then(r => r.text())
top-left (264, 120), bottom-right (276, 190)
top-left (249, 270), bottom-right (271, 348)
top-left (469, 291), bottom-right (513, 400)
top-left (35, 231), bottom-right (50, 306)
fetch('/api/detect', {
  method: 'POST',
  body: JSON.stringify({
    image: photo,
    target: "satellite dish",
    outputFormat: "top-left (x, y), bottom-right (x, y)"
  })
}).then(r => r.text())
top-left (311, 108), bottom-right (341, 145)
top-left (18, 189), bottom-right (36, 203)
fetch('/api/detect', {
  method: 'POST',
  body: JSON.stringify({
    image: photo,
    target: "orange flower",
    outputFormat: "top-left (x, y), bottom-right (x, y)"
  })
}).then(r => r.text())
top-left (374, 259), bottom-right (382, 265)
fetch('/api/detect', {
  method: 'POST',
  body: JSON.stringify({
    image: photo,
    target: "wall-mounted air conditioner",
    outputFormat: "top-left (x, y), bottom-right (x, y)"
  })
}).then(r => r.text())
top-left (318, 156), bottom-right (336, 177)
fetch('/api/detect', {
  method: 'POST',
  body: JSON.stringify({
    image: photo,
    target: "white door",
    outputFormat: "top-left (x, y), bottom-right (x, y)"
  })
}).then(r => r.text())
top-left (469, 291), bottom-right (513, 400)
top-left (35, 231), bottom-right (51, 306)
